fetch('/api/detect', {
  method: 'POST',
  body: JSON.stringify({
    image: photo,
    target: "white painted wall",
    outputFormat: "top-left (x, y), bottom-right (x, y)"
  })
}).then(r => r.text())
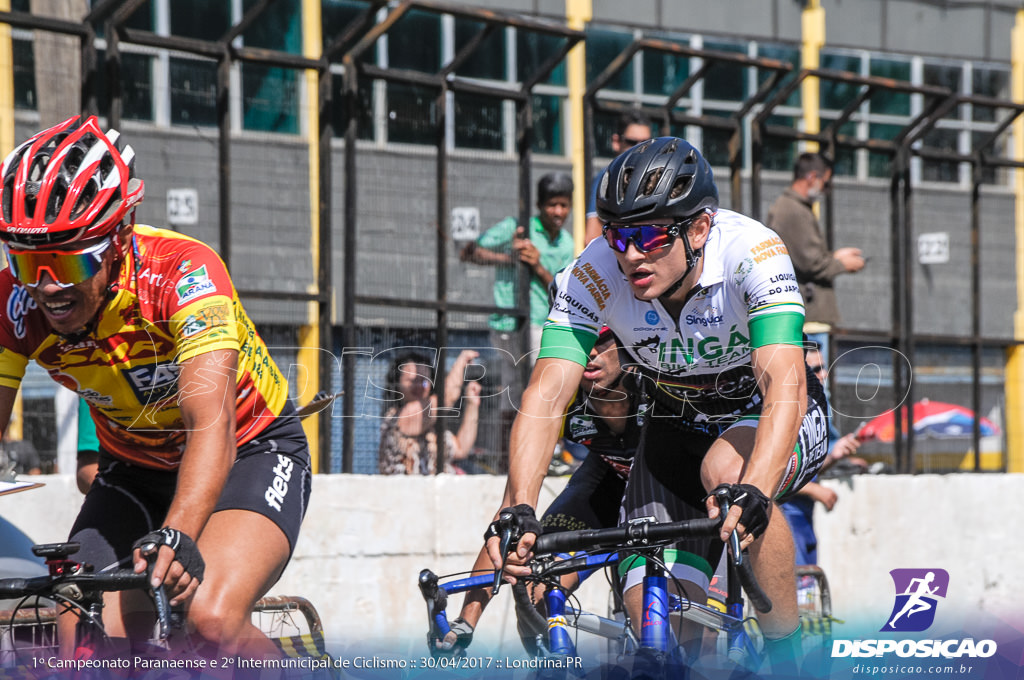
top-left (2, 473), bottom-right (1019, 652)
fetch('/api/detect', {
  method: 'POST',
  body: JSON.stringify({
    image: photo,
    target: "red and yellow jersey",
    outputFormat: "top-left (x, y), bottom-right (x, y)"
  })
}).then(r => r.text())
top-left (0, 225), bottom-right (289, 470)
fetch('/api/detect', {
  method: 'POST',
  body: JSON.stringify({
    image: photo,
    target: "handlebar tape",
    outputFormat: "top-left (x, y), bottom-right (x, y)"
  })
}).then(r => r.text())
top-left (533, 518), bottom-right (720, 554)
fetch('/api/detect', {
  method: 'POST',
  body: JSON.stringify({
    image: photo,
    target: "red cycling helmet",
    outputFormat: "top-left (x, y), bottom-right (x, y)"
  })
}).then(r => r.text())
top-left (0, 116), bottom-right (144, 249)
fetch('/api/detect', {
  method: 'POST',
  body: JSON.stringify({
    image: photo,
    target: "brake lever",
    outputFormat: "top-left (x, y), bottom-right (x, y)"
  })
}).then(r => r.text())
top-left (713, 488), bottom-right (744, 567)
top-left (492, 512), bottom-right (515, 595)
top-left (139, 540), bottom-right (172, 641)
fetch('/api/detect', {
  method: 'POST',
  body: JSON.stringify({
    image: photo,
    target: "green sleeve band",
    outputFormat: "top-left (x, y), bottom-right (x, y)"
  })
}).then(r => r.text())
top-left (538, 326), bottom-right (597, 366)
top-left (749, 312), bottom-right (805, 348)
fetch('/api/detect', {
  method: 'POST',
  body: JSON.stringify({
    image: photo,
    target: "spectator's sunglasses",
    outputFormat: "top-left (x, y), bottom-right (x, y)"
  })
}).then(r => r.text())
top-left (4, 237), bottom-right (113, 288)
top-left (603, 222), bottom-right (687, 254)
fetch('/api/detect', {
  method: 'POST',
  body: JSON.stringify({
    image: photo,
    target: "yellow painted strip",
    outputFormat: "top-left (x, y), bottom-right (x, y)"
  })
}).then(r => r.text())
top-left (566, 0), bottom-right (591, 255)
top-left (300, 0), bottom-right (322, 471)
top-left (0, 0), bottom-right (21, 449)
top-left (800, 1), bottom-right (825, 156)
top-left (0, 0), bottom-right (11, 159)
top-left (1006, 10), bottom-right (1024, 472)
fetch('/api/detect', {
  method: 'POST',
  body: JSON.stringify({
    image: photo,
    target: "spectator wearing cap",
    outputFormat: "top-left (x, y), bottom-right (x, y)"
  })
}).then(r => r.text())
top-left (461, 172), bottom-right (576, 408)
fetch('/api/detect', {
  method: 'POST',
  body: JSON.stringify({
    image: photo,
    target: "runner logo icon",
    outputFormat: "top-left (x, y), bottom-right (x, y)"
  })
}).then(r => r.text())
top-left (881, 568), bottom-right (949, 632)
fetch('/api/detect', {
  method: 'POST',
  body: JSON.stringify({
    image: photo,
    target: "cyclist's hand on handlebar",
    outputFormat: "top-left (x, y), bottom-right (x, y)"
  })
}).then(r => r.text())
top-left (433, 617), bottom-right (474, 653)
top-left (484, 504), bottom-right (541, 584)
top-left (132, 527), bottom-right (206, 606)
top-left (706, 484), bottom-right (772, 549)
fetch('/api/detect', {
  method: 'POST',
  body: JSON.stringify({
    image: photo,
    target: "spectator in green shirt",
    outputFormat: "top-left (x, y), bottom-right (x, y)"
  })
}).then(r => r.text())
top-left (460, 172), bottom-right (575, 412)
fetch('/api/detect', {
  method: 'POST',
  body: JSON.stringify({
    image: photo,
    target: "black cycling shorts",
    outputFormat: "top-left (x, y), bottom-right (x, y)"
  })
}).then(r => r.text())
top-left (69, 407), bottom-right (311, 573)
top-left (619, 373), bottom-right (829, 593)
top-left (541, 452), bottom-right (627, 534)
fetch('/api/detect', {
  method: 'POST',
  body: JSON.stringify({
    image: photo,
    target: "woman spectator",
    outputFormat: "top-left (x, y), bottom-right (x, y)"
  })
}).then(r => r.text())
top-left (378, 350), bottom-right (481, 474)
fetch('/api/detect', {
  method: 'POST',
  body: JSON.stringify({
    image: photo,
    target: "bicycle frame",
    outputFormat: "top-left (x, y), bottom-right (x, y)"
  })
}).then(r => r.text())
top-left (419, 547), bottom-right (762, 670)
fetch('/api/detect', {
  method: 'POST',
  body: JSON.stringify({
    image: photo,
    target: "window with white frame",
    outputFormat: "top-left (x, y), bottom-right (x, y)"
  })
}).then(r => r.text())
top-left (8, 4), bottom-right (1012, 177)
top-left (321, 4), bottom-right (569, 154)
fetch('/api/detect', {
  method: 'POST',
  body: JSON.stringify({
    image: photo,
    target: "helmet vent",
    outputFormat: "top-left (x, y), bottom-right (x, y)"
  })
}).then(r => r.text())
top-left (66, 145), bottom-right (85, 175)
top-left (662, 139), bottom-right (679, 154)
top-left (24, 182), bottom-right (40, 219)
top-left (619, 167), bottom-right (634, 201)
top-left (45, 177), bottom-right (68, 221)
top-left (670, 175), bottom-right (692, 200)
top-left (99, 153), bottom-right (114, 178)
top-left (641, 167), bottom-right (664, 197)
top-left (27, 154), bottom-right (49, 182)
top-left (70, 180), bottom-right (99, 220)
top-left (1, 180), bottom-right (12, 223)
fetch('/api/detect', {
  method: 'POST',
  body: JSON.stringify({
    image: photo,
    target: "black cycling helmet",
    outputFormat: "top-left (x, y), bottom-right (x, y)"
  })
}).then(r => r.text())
top-left (595, 136), bottom-right (718, 224)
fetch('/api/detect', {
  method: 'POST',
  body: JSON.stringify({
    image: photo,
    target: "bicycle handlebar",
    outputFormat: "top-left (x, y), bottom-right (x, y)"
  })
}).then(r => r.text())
top-left (732, 552), bottom-right (771, 613)
top-left (0, 551), bottom-right (174, 639)
top-left (0, 570), bottom-right (149, 598)
top-left (530, 515), bottom-right (772, 614)
top-left (532, 517), bottom-right (721, 554)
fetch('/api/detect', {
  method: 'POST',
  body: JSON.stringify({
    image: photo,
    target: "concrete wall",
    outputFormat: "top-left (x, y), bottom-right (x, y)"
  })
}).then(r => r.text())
top-left (3, 472), bottom-right (1022, 651)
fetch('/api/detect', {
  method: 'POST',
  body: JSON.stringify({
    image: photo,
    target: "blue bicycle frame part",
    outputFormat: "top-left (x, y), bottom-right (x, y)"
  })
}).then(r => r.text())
top-left (419, 552), bottom-right (619, 648)
top-left (640, 573), bottom-right (671, 651)
top-left (420, 544), bottom-right (761, 667)
top-left (545, 587), bottom-right (575, 655)
top-left (726, 599), bottom-right (759, 664)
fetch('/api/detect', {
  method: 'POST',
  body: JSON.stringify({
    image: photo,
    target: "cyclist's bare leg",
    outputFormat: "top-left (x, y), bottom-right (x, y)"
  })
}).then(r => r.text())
top-left (700, 427), bottom-right (800, 640)
top-left (437, 547), bottom-right (494, 649)
top-left (187, 509), bottom-right (290, 658)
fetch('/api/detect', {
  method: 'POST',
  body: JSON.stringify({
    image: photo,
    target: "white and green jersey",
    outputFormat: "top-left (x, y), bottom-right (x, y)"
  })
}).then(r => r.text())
top-left (541, 209), bottom-right (806, 434)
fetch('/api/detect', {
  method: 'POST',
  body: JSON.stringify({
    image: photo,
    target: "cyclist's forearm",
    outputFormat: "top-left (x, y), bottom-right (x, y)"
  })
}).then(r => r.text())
top-left (506, 385), bottom-right (572, 506)
top-left (747, 346), bottom-right (805, 495)
top-left (458, 546), bottom-right (498, 627)
top-left (165, 349), bottom-right (238, 539)
top-left (745, 398), bottom-right (803, 495)
top-left (165, 425), bottom-right (235, 538)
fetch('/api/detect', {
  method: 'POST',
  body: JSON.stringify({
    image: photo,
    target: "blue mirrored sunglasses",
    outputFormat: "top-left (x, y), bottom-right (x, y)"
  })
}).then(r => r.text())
top-left (603, 223), bottom-right (682, 254)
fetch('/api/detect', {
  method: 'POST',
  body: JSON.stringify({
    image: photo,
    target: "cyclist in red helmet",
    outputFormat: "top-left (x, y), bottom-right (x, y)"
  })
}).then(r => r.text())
top-left (0, 116), bottom-right (310, 659)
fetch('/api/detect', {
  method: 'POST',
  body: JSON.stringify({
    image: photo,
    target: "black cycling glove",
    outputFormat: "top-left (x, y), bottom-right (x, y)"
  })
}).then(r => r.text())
top-left (436, 617), bottom-right (474, 652)
top-left (483, 504), bottom-right (542, 543)
top-left (712, 483), bottom-right (772, 539)
top-left (133, 527), bottom-right (206, 583)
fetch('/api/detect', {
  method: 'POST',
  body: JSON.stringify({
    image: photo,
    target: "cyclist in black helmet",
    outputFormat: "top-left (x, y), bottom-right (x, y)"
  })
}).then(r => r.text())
top-left (484, 137), bottom-right (828, 672)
